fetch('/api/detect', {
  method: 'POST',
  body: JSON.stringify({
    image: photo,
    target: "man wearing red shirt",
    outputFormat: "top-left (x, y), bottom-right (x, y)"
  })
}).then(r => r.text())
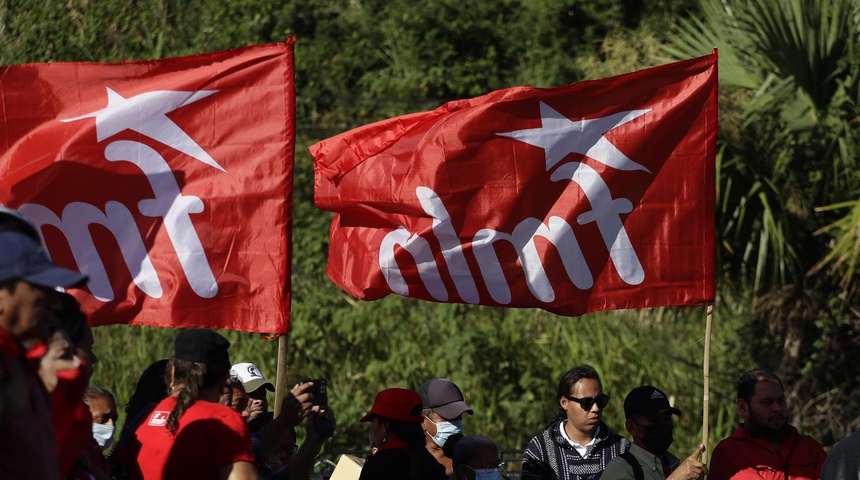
top-left (710, 369), bottom-right (826, 480)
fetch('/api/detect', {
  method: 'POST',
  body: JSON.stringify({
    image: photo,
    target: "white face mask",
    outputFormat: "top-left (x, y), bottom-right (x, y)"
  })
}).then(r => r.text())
top-left (92, 423), bottom-right (115, 451)
top-left (425, 416), bottom-right (463, 447)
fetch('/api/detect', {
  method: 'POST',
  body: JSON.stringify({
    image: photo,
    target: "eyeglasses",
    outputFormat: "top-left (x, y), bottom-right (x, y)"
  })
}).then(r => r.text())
top-left (564, 393), bottom-right (610, 411)
top-left (280, 444), bottom-right (298, 454)
top-left (465, 462), bottom-right (506, 474)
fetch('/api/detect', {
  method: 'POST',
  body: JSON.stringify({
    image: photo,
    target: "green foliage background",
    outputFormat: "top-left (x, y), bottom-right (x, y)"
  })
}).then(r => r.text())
top-left (3, 0), bottom-right (858, 466)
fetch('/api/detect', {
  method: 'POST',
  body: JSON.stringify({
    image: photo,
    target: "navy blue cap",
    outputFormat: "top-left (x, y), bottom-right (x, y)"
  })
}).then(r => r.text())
top-left (0, 232), bottom-right (88, 288)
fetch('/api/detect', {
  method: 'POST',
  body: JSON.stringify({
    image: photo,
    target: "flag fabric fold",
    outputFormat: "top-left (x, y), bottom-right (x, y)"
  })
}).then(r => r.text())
top-left (312, 53), bottom-right (717, 316)
top-left (0, 41), bottom-right (295, 333)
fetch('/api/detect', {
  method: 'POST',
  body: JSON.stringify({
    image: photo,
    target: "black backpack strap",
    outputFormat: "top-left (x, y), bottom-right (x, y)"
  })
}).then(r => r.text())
top-left (620, 451), bottom-right (645, 480)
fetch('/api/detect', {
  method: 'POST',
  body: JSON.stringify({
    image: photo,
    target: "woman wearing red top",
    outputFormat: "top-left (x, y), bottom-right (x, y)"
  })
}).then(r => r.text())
top-left (129, 329), bottom-right (259, 480)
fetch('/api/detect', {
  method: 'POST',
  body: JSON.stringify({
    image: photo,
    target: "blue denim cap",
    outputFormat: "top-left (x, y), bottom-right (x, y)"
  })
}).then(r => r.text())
top-left (0, 232), bottom-right (88, 288)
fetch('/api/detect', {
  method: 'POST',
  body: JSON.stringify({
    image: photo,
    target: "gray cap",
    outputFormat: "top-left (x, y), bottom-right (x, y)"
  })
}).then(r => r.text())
top-left (0, 232), bottom-right (88, 288)
top-left (418, 378), bottom-right (473, 419)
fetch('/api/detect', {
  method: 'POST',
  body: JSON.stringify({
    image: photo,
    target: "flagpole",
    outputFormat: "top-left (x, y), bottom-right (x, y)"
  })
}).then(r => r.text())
top-left (274, 332), bottom-right (290, 417)
top-left (702, 303), bottom-right (713, 465)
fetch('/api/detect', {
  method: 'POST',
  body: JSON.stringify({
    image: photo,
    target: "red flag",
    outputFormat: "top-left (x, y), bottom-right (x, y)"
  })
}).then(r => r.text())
top-left (0, 41), bottom-right (295, 333)
top-left (312, 53), bottom-right (717, 316)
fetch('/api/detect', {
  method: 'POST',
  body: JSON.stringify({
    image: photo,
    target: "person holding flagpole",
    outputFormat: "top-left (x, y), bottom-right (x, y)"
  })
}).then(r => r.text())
top-left (601, 385), bottom-right (707, 480)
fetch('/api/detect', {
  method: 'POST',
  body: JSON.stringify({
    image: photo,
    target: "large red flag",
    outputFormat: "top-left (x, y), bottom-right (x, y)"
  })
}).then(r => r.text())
top-left (0, 41), bottom-right (295, 333)
top-left (312, 53), bottom-right (717, 316)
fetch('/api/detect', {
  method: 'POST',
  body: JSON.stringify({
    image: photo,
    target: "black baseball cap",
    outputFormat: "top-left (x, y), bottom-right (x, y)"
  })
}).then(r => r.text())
top-left (624, 385), bottom-right (682, 419)
top-left (175, 329), bottom-right (230, 366)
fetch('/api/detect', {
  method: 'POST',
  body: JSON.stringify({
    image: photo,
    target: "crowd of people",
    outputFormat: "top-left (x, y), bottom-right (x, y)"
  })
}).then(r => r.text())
top-left (0, 203), bottom-right (853, 480)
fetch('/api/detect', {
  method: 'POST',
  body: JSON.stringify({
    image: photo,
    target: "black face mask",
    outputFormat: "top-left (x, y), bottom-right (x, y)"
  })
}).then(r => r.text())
top-left (640, 423), bottom-right (674, 454)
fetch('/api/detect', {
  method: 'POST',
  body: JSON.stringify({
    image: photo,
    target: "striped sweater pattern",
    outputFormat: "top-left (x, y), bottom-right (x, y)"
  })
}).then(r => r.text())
top-left (522, 420), bottom-right (631, 480)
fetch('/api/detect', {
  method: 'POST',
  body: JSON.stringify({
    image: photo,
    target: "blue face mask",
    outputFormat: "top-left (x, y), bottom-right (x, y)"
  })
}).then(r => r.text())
top-left (474, 468), bottom-right (502, 480)
top-left (425, 416), bottom-right (463, 447)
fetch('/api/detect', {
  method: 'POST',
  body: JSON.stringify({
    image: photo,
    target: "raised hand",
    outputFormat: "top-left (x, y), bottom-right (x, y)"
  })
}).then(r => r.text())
top-left (667, 444), bottom-right (708, 480)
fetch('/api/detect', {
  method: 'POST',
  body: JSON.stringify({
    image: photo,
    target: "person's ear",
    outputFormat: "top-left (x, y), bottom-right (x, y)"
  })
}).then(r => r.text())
top-left (737, 398), bottom-right (748, 417)
top-left (559, 395), bottom-right (569, 413)
top-left (625, 418), bottom-right (638, 437)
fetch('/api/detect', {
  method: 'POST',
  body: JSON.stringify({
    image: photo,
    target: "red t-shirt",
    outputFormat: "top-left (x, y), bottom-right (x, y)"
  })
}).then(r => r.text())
top-left (130, 396), bottom-right (256, 479)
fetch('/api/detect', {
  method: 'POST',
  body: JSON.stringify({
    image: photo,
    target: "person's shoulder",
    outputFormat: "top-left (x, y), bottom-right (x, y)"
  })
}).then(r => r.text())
top-left (418, 448), bottom-right (447, 480)
top-left (527, 420), bottom-right (560, 448)
top-left (828, 428), bottom-right (860, 459)
top-left (599, 422), bottom-right (629, 442)
top-left (791, 427), bottom-right (826, 455)
top-left (712, 425), bottom-right (746, 452)
top-left (602, 452), bottom-right (635, 480)
top-left (195, 401), bottom-right (248, 424)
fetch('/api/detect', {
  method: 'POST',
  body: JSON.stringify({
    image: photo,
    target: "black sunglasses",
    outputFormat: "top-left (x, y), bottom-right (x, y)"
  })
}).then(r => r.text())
top-left (564, 393), bottom-right (610, 411)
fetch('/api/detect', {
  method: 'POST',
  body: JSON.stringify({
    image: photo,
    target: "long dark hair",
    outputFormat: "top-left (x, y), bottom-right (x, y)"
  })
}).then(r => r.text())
top-left (166, 356), bottom-right (230, 435)
top-left (125, 359), bottom-right (169, 421)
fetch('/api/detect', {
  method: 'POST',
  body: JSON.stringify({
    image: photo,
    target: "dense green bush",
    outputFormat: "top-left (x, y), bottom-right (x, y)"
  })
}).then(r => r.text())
top-left (5, 0), bottom-right (853, 467)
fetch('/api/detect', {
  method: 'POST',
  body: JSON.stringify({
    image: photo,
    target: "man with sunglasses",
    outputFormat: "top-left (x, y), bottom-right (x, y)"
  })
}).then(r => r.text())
top-left (522, 365), bottom-right (630, 480)
top-left (602, 385), bottom-right (707, 480)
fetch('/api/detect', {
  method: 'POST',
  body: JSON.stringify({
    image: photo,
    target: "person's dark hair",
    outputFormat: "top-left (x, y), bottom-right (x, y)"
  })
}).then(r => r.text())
top-left (166, 356), bottom-right (230, 435)
top-left (55, 292), bottom-right (87, 346)
top-left (125, 359), bottom-right (169, 420)
top-left (737, 369), bottom-right (784, 404)
top-left (448, 434), bottom-right (499, 480)
top-left (84, 385), bottom-right (116, 406)
top-left (554, 365), bottom-right (602, 421)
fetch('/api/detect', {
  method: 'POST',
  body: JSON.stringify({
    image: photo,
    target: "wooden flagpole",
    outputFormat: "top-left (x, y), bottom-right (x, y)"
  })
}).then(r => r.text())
top-left (702, 304), bottom-right (713, 465)
top-left (273, 332), bottom-right (290, 417)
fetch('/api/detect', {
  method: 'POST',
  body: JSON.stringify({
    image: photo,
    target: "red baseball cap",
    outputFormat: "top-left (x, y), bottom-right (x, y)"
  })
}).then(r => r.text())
top-left (360, 388), bottom-right (423, 423)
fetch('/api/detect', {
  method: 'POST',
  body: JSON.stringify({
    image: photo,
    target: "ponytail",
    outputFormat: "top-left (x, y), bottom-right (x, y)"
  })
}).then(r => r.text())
top-left (166, 358), bottom-right (206, 435)
top-left (165, 356), bottom-right (229, 435)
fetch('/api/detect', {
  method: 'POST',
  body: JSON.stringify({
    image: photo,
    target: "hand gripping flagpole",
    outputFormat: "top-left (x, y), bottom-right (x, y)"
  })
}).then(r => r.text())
top-left (702, 303), bottom-right (713, 466)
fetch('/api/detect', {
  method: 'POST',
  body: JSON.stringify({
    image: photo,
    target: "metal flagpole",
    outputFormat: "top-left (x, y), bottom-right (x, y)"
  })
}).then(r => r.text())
top-left (273, 332), bottom-right (290, 417)
top-left (702, 303), bottom-right (713, 465)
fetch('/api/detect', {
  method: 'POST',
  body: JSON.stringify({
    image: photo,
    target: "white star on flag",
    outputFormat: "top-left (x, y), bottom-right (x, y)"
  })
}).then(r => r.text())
top-left (497, 101), bottom-right (650, 173)
top-left (62, 87), bottom-right (225, 172)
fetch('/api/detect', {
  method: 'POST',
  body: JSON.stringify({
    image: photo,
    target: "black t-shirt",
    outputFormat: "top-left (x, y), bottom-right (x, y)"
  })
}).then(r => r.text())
top-left (359, 446), bottom-right (447, 480)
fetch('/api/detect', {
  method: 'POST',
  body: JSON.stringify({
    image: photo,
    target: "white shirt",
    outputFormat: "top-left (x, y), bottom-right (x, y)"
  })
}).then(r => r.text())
top-left (559, 421), bottom-right (601, 457)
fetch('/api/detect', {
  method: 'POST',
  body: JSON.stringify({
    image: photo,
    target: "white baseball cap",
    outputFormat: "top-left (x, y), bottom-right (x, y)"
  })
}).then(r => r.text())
top-left (230, 362), bottom-right (274, 393)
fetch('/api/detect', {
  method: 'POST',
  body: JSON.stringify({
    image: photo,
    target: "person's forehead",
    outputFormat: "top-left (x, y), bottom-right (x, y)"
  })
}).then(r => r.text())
top-left (753, 379), bottom-right (784, 398)
top-left (570, 377), bottom-right (601, 394)
top-left (90, 395), bottom-right (117, 412)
